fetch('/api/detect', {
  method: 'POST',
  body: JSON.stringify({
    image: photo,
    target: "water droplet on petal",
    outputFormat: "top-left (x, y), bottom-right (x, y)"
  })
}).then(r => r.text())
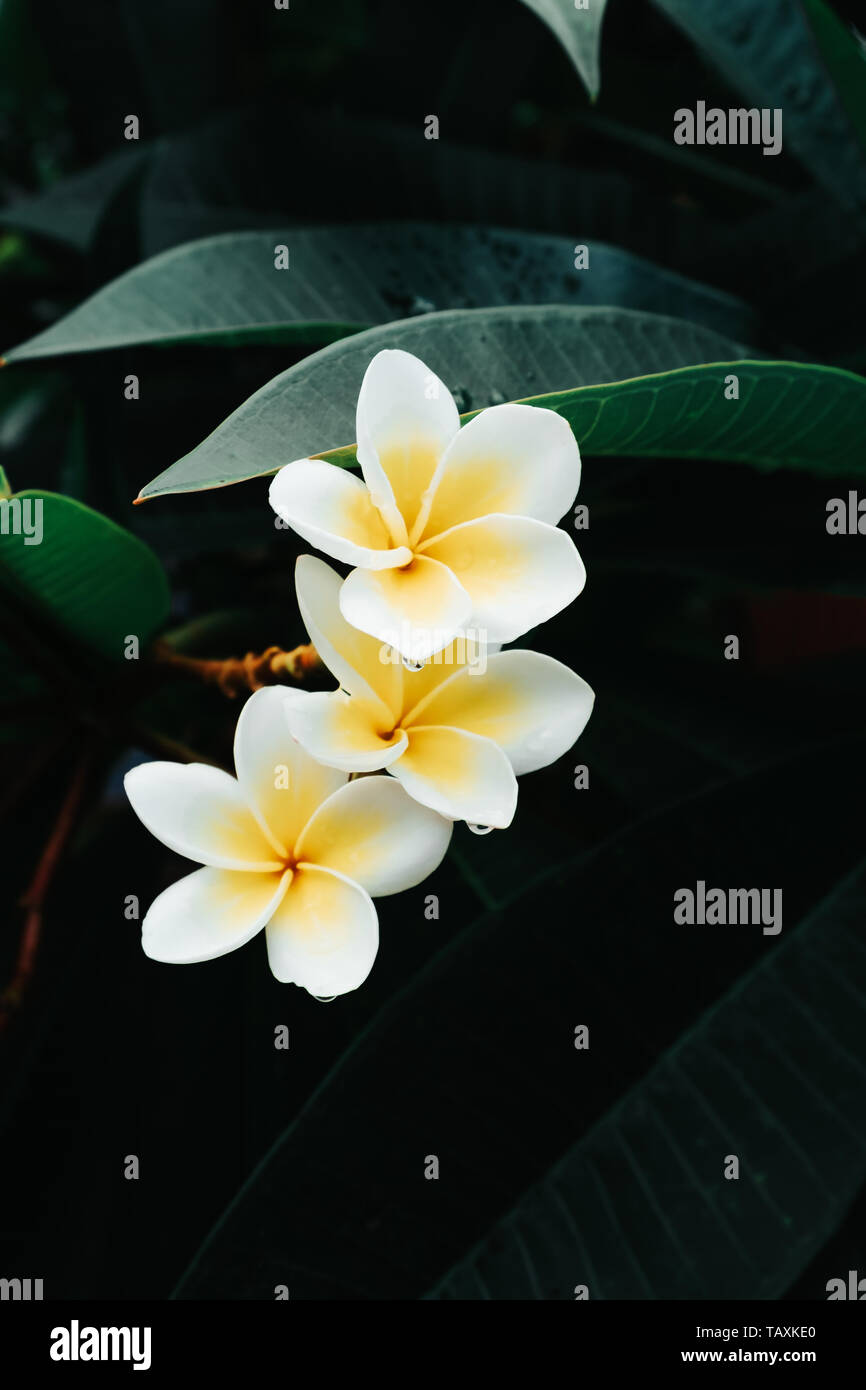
top-left (467, 822), bottom-right (495, 836)
top-left (313, 994), bottom-right (337, 1004)
top-left (402, 654), bottom-right (426, 671)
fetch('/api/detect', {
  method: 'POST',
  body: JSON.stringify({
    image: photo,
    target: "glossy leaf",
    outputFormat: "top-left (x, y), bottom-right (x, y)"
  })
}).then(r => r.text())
top-left (652, 0), bottom-right (866, 209)
top-left (135, 306), bottom-right (866, 501)
top-left (3, 224), bottom-right (758, 362)
top-left (518, 0), bottom-right (609, 101)
top-left (0, 489), bottom-right (170, 660)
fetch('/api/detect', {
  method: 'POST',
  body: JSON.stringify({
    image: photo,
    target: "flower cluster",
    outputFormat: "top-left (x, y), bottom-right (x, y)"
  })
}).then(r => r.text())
top-left (126, 350), bottom-right (594, 995)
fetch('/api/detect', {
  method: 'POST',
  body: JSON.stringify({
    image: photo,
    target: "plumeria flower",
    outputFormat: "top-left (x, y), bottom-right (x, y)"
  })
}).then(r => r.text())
top-left (284, 555), bottom-right (595, 829)
top-left (123, 687), bottom-right (451, 996)
top-left (269, 349), bottom-right (585, 661)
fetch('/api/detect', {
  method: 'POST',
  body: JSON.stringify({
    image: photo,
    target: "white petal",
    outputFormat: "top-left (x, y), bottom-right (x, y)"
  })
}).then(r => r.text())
top-left (405, 649), bottom-right (595, 775)
top-left (420, 514), bottom-right (585, 642)
top-left (419, 402), bottom-right (581, 540)
top-left (396, 632), bottom-right (497, 718)
top-left (356, 349), bottom-right (459, 535)
top-left (389, 725), bottom-right (517, 827)
top-left (295, 554), bottom-right (401, 720)
top-left (288, 690), bottom-right (408, 772)
top-left (124, 761), bottom-right (280, 870)
top-left (265, 864), bottom-right (378, 995)
top-left (295, 774), bottom-right (452, 896)
top-left (233, 686), bottom-right (345, 856)
top-left (339, 555), bottom-right (472, 661)
top-left (269, 459), bottom-right (411, 569)
top-left (142, 866), bottom-right (290, 964)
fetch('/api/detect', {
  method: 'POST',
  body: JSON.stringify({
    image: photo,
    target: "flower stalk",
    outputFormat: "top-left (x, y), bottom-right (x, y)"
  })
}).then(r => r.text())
top-left (151, 639), bottom-right (321, 698)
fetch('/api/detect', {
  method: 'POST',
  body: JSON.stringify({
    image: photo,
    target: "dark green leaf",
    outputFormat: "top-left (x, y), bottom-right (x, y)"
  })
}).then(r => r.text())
top-left (651, 0), bottom-right (866, 209)
top-left (172, 738), bottom-right (866, 1299)
top-left (800, 0), bottom-right (866, 157)
top-left (0, 489), bottom-right (170, 660)
top-left (429, 857), bottom-right (866, 1298)
top-left (3, 224), bottom-right (758, 363)
top-left (135, 306), bottom-right (865, 501)
top-left (139, 105), bottom-right (709, 260)
top-left (518, 0), bottom-right (609, 101)
top-left (0, 146), bottom-right (148, 252)
top-left (0, 369), bottom-right (64, 451)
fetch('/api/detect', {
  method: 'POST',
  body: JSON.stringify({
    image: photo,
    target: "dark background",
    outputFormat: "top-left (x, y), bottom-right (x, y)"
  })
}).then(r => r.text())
top-left (1, 0), bottom-right (865, 1300)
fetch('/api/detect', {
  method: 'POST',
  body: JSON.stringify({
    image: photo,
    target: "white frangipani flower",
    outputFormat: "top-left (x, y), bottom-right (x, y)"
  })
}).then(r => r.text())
top-left (285, 555), bottom-right (595, 829)
top-left (123, 687), bottom-right (451, 997)
top-left (269, 349), bottom-right (586, 661)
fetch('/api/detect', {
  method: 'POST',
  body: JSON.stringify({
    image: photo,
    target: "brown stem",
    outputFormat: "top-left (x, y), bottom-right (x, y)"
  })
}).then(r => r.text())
top-left (0, 749), bottom-right (93, 1035)
top-left (150, 640), bottom-right (321, 698)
